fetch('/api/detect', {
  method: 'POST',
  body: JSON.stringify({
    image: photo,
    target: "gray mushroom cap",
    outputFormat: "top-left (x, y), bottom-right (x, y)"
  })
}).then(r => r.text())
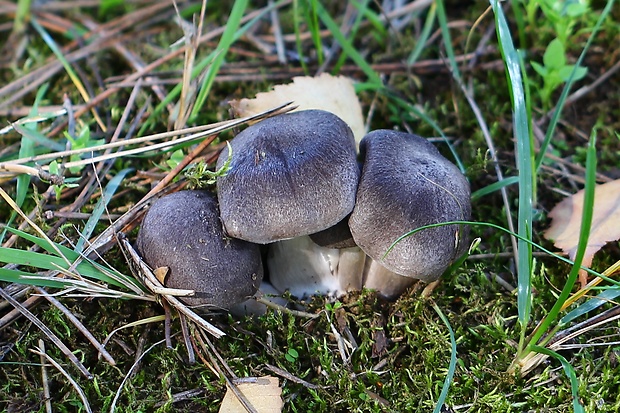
top-left (349, 130), bottom-right (471, 282)
top-left (216, 109), bottom-right (359, 244)
top-left (136, 190), bottom-right (263, 310)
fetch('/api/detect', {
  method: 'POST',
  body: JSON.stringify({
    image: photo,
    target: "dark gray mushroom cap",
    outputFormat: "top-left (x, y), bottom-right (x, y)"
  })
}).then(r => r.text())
top-left (136, 190), bottom-right (263, 310)
top-left (349, 130), bottom-right (471, 282)
top-left (216, 109), bottom-right (359, 244)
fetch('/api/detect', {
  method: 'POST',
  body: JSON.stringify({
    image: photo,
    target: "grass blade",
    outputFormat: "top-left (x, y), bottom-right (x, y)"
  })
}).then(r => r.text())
top-left (407, 1), bottom-right (436, 65)
top-left (2, 226), bottom-right (143, 291)
top-left (385, 220), bottom-right (603, 280)
top-left (313, 1), bottom-right (382, 85)
top-left (560, 288), bottom-right (620, 326)
top-left (306, 0), bottom-right (324, 66)
top-left (435, 0), bottom-right (461, 82)
top-left (75, 168), bottom-right (133, 253)
top-left (189, 0), bottom-right (249, 121)
top-left (0, 267), bottom-right (68, 289)
top-left (527, 130), bottom-right (597, 348)
top-left (432, 302), bottom-right (457, 413)
top-left (1, 84), bottom-right (48, 243)
top-left (142, 2), bottom-right (277, 133)
top-left (29, 17), bottom-right (105, 131)
top-left (531, 345), bottom-right (585, 413)
top-left (0, 247), bottom-right (125, 288)
top-left (490, 0), bottom-right (534, 334)
top-left (470, 176), bottom-right (519, 201)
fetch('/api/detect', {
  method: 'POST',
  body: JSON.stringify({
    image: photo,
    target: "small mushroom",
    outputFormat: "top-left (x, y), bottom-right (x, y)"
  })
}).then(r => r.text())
top-left (349, 130), bottom-right (471, 284)
top-left (216, 109), bottom-right (359, 244)
top-left (136, 190), bottom-right (263, 310)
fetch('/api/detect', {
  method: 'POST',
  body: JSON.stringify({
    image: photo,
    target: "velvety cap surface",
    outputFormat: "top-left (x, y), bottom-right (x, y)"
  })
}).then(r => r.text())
top-left (349, 130), bottom-right (471, 281)
top-left (136, 190), bottom-right (263, 310)
top-left (216, 109), bottom-right (359, 244)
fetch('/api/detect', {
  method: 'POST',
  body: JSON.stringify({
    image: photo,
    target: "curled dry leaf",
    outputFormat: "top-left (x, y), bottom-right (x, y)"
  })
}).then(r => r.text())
top-left (219, 376), bottom-right (283, 413)
top-left (544, 179), bottom-right (620, 284)
top-left (230, 73), bottom-right (366, 144)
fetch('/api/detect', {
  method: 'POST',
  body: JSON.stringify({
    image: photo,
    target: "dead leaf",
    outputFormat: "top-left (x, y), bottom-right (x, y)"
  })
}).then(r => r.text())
top-left (219, 376), bottom-right (283, 413)
top-left (544, 179), bottom-right (620, 285)
top-left (154, 266), bottom-right (169, 284)
top-left (230, 73), bottom-right (366, 145)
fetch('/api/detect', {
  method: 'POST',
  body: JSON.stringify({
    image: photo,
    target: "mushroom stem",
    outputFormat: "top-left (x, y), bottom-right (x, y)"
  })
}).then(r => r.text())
top-left (361, 258), bottom-right (417, 300)
top-left (267, 236), bottom-right (365, 299)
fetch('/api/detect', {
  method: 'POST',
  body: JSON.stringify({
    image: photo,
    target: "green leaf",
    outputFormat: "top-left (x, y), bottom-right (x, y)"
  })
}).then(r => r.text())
top-left (566, 2), bottom-right (588, 17)
top-left (530, 61), bottom-right (548, 77)
top-left (166, 149), bottom-right (185, 170)
top-left (543, 38), bottom-right (566, 70)
top-left (559, 65), bottom-right (588, 82)
top-left (534, 0), bottom-right (616, 170)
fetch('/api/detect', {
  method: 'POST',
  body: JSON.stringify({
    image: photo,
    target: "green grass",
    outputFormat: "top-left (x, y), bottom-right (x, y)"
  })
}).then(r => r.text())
top-left (0, 0), bottom-right (619, 412)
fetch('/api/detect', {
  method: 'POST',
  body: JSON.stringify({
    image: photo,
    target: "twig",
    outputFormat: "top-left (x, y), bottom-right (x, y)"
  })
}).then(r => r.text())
top-left (264, 363), bottom-right (320, 389)
top-left (255, 297), bottom-right (319, 319)
top-left (39, 339), bottom-right (53, 413)
top-left (34, 286), bottom-right (116, 366)
top-left (454, 72), bottom-right (520, 268)
top-left (0, 286), bottom-right (92, 378)
top-left (195, 330), bottom-right (259, 413)
top-left (119, 236), bottom-right (226, 338)
top-left (179, 313), bottom-right (196, 364)
top-left (31, 345), bottom-right (93, 413)
top-left (110, 338), bottom-right (167, 413)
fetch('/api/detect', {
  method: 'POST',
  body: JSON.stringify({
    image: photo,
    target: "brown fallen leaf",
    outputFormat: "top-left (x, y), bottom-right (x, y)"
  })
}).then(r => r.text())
top-left (230, 73), bottom-right (366, 145)
top-left (154, 266), bottom-right (169, 284)
top-left (544, 179), bottom-right (620, 286)
top-left (219, 376), bottom-right (283, 413)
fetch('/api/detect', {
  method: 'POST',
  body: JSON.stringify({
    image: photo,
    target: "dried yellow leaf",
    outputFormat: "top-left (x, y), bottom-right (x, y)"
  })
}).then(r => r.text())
top-left (230, 73), bottom-right (366, 145)
top-left (219, 376), bottom-right (283, 413)
top-left (544, 179), bottom-right (620, 283)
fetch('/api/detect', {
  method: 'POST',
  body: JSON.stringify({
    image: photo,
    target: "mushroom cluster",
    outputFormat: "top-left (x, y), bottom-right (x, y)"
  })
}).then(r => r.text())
top-left (136, 109), bottom-right (471, 312)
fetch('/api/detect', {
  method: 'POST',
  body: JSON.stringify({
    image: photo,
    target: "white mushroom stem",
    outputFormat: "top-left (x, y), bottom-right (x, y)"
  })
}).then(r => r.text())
top-left (361, 258), bottom-right (417, 300)
top-left (267, 236), bottom-right (421, 300)
top-left (267, 236), bottom-right (365, 299)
